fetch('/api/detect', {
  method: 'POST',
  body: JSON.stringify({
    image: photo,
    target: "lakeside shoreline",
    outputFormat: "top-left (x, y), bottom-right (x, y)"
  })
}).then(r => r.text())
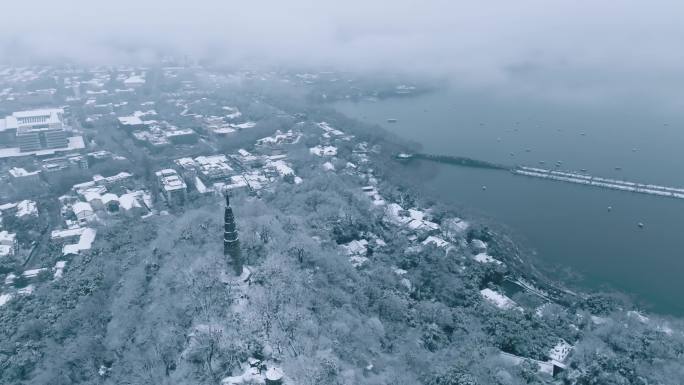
top-left (329, 91), bottom-right (684, 317)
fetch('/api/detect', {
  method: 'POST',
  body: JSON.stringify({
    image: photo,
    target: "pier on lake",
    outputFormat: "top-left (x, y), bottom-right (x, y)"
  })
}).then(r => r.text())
top-left (513, 166), bottom-right (684, 200)
top-left (397, 153), bottom-right (684, 200)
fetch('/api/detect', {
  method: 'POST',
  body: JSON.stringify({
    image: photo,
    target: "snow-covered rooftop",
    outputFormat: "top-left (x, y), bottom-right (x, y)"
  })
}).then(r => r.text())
top-left (322, 161), bottom-right (335, 171)
top-left (310, 145), bottom-right (338, 156)
top-left (266, 160), bottom-right (294, 176)
top-left (72, 201), bottom-right (94, 215)
top-left (62, 228), bottom-right (96, 256)
top-left (342, 239), bottom-right (369, 256)
top-left (16, 200), bottom-right (38, 217)
top-left (422, 236), bottom-right (450, 248)
top-left (119, 192), bottom-right (144, 211)
top-left (9, 167), bottom-right (40, 178)
top-left (156, 169), bottom-right (187, 191)
top-left (548, 340), bottom-right (573, 364)
top-left (118, 115), bottom-right (144, 126)
top-left (0, 293), bottom-right (13, 307)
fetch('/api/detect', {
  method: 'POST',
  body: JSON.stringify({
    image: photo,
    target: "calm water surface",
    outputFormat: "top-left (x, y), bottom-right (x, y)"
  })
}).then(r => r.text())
top-left (336, 87), bottom-right (684, 316)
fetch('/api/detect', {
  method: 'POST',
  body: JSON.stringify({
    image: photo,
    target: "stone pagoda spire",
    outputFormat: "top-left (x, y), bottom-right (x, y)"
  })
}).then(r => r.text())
top-left (224, 194), bottom-right (243, 276)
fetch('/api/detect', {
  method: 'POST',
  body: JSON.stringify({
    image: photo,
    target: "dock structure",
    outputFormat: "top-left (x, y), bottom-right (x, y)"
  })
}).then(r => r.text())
top-left (395, 152), bottom-right (508, 170)
top-left (397, 152), bottom-right (684, 200)
top-left (514, 166), bottom-right (684, 199)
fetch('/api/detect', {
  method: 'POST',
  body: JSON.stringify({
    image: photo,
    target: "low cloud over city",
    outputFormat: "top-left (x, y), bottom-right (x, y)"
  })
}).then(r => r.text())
top-left (3, 1), bottom-right (684, 105)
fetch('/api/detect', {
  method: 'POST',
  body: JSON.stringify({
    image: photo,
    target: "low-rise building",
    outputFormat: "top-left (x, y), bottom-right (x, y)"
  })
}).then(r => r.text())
top-left (8, 167), bottom-right (41, 189)
top-left (123, 74), bottom-right (146, 88)
top-left (51, 227), bottom-right (97, 256)
top-left (194, 155), bottom-right (235, 184)
top-left (41, 154), bottom-right (88, 175)
top-left (118, 115), bottom-right (147, 131)
top-left (256, 130), bottom-right (301, 147)
top-left (0, 200), bottom-right (38, 218)
top-left (0, 230), bottom-right (17, 258)
top-left (164, 128), bottom-right (197, 144)
top-left (119, 191), bottom-right (147, 216)
top-left (155, 169), bottom-right (187, 206)
top-left (309, 145), bottom-right (337, 156)
top-left (101, 193), bottom-right (119, 212)
top-left (72, 202), bottom-right (96, 224)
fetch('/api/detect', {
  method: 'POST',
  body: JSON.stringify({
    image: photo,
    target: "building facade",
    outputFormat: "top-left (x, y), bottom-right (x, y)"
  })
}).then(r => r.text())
top-left (155, 169), bottom-right (187, 206)
top-left (0, 109), bottom-right (69, 152)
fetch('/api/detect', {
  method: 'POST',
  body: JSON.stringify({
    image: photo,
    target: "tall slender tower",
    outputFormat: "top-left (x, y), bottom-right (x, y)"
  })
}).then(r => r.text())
top-left (224, 194), bottom-right (243, 276)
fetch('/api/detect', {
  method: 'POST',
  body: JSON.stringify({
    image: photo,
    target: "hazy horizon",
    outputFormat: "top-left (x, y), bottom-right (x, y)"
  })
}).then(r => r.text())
top-left (2, 1), bottom-right (684, 109)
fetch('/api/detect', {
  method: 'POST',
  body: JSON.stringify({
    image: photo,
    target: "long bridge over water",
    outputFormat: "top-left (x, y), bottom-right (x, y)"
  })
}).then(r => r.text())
top-left (397, 153), bottom-right (684, 200)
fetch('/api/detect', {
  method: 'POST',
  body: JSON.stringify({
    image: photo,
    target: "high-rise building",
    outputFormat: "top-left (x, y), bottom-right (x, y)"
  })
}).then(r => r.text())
top-left (224, 194), bottom-right (243, 275)
top-left (0, 109), bottom-right (69, 152)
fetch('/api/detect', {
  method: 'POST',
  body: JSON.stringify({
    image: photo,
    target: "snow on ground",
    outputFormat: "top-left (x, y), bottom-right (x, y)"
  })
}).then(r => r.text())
top-left (230, 121), bottom-right (256, 129)
top-left (0, 245), bottom-right (12, 257)
top-left (0, 293), bottom-right (12, 307)
top-left (350, 255), bottom-right (369, 268)
top-left (371, 196), bottom-right (386, 206)
top-left (220, 366), bottom-right (261, 385)
top-left (473, 253), bottom-right (503, 265)
top-left (211, 126), bottom-right (236, 134)
top-left (322, 161), bottom-right (335, 171)
top-left (23, 268), bottom-right (47, 278)
top-left (470, 239), bottom-right (487, 252)
top-left (221, 360), bottom-right (283, 385)
top-left (222, 106), bottom-right (242, 119)
top-left (480, 288), bottom-right (520, 310)
top-left (548, 340), bottom-right (573, 364)
top-left (444, 217), bottom-right (470, 235)
top-left (342, 239), bottom-right (368, 255)
top-left (53, 261), bottom-right (67, 279)
top-left (627, 310), bottom-right (650, 323)
top-left (18, 285), bottom-right (35, 295)
top-left (386, 203), bottom-right (411, 225)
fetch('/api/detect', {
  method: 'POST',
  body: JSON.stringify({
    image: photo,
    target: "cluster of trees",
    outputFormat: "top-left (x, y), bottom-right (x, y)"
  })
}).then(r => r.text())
top-left (2, 161), bottom-right (683, 385)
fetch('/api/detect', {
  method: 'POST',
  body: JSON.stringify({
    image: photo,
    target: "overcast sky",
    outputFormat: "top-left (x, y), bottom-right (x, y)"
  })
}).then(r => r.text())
top-left (2, 1), bottom-right (683, 107)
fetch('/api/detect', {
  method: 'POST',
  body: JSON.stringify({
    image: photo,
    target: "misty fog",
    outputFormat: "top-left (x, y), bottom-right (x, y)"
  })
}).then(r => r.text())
top-left (2, 1), bottom-right (684, 108)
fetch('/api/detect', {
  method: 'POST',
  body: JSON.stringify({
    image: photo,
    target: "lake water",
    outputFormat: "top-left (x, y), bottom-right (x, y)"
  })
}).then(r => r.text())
top-left (335, 87), bottom-right (684, 316)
